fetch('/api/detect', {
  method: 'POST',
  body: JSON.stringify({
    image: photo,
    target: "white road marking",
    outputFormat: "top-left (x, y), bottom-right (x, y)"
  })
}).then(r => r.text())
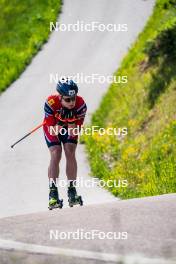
top-left (0, 238), bottom-right (175, 264)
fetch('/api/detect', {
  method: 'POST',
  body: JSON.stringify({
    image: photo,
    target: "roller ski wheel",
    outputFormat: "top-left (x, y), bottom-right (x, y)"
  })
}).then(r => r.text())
top-left (68, 195), bottom-right (83, 207)
top-left (68, 196), bottom-right (83, 207)
top-left (48, 186), bottom-right (63, 210)
top-left (48, 198), bottom-right (63, 210)
top-left (68, 186), bottom-right (83, 207)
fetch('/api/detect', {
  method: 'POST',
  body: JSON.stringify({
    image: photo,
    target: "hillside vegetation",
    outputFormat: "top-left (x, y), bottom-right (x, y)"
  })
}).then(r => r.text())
top-left (83, 0), bottom-right (176, 198)
top-left (0, 0), bottom-right (62, 92)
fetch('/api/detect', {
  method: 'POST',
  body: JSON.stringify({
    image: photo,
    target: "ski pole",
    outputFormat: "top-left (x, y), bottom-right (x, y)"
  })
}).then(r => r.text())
top-left (11, 121), bottom-right (46, 149)
top-left (10, 116), bottom-right (82, 148)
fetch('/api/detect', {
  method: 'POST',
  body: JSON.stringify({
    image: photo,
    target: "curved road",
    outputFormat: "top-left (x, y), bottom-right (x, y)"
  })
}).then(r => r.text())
top-left (0, 0), bottom-right (155, 218)
top-left (1, 1), bottom-right (176, 264)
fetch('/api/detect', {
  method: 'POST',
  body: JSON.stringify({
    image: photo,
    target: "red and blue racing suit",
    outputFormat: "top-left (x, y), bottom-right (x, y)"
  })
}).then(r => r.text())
top-left (43, 94), bottom-right (87, 147)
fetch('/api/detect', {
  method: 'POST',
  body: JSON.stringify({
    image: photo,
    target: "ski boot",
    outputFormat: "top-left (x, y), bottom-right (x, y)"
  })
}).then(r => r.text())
top-left (67, 185), bottom-right (83, 207)
top-left (48, 185), bottom-right (63, 210)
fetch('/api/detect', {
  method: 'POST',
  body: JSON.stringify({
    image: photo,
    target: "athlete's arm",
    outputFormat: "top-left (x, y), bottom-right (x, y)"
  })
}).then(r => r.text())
top-left (75, 101), bottom-right (87, 127)
top-left (67, 100), bottom-right (87, 138)
top-left (44, 98), bottom-right (57, 126)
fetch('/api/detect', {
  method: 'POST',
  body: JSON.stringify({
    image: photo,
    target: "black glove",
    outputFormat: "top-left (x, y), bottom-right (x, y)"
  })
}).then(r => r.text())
top-left (60, 108), bottom-right (77, 120)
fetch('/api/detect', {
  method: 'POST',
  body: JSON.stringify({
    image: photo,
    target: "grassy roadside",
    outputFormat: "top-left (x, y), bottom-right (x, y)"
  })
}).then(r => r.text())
top-left (83, 0), bottom-right (176, 199)
top-left (0, 0), bottom-right (62, 93)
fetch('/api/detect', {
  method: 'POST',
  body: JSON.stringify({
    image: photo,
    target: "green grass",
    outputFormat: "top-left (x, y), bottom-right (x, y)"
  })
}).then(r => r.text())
top-left (0, 0), bottom-right (62, 92)
top-left (83, 0), bottom-right (176, 199)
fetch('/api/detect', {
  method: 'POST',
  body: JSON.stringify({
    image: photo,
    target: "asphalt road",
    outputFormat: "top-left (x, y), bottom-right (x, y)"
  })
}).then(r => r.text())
top-left (0, 194), bottom-right (175, 263)
top-left (0, 0), bottom-right (155, 218)
top-left (2, 1), bottom-right (173, 264)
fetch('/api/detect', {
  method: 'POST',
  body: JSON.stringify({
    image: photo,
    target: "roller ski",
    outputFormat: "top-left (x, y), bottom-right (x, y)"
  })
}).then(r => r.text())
top-left (68, 185), bottom-right (83, 207)
top-left (48, 185), bottom-right (63, 210)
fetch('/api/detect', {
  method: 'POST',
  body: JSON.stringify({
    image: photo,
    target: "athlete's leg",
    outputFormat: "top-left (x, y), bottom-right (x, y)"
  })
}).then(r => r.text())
top-left (48, 145), bottom-right (62, 185)
top-left (64, 142), bottom-right (83, 206)
top-left (63, 143), bottom-right (77, 181)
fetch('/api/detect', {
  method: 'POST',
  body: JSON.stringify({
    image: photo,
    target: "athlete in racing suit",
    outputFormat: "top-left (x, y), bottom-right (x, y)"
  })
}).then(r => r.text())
top-left (43, 78), bottom-right (87, 208)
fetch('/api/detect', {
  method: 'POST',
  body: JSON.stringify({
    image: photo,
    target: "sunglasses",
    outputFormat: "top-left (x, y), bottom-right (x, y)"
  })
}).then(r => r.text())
top-left (62, 96), bottom-right (76, 103)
